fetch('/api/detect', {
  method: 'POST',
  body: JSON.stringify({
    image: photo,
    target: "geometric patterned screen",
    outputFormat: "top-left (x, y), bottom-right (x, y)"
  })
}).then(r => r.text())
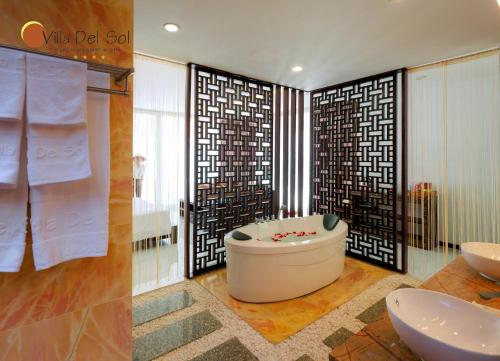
top-left (310, 70), bottom-right (404, 271)
top-left (192, 66), bottom-right (274, 275)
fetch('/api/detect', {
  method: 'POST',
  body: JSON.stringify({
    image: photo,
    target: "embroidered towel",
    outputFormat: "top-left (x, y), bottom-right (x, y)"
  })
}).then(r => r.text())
top-left (0, 132), bottom-right (28, 272)
top-left (0, 48), bottom-right (25, 188)
top-left (29, 71), bottom-right (110, 270)
top-left (26, 54), bottom-right (90, 185)
top-left (26, 54), bottom-right (86, 125)
top-left (0, 121), bottom-right (23, 189)
top-left (26, 123), bottom-right (91, 185)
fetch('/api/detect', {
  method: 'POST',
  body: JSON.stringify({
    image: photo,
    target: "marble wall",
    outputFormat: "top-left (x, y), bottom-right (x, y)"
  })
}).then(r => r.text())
top-left (0, 1), bottom-right (133, 359)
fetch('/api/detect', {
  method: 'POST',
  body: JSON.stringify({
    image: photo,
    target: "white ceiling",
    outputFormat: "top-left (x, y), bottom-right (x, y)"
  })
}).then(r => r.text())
top-left (134, 0), bottom-right (500, 90)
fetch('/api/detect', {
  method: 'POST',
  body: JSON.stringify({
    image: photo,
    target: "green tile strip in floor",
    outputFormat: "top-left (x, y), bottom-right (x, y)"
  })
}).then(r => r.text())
top-left (356, 283), bottom-right (413, 324)
top-left (133, 290), bottom-right (195, 326)
top-left (323, 327), bottom-right (355, 349)
top-left (295, 354), bottom-right (315, 361)
top-left (190, 337), bottom-right (259, 361)
top-left (133, 310), bottom-right (222, 361)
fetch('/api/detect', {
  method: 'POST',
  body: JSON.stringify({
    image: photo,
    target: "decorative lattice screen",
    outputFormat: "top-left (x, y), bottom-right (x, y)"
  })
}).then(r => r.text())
top-left (310, 70), bottom-right (406, 271)
top-left (192, 66), bottom-right (274, 274)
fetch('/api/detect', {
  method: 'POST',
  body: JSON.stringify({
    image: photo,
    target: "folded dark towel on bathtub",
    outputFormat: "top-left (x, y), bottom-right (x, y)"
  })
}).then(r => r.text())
top-left (323, 213), bottom-right (340, 231)
top-left (231, 230), bottom-right (252, 241)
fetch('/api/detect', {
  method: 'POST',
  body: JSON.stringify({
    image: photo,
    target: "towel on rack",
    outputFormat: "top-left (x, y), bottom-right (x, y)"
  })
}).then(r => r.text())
top-left (0, 120), bottom-right (24, 189)
top-left (0, 48), bottom-right (25, 188)
top-left (26, 54), bottom-right (91, 185)
top-left (26, 54), bottom-right (86, 125)
top-left (26, 123), bottom-right (91, 185)
top-left (0, 130), bottom-right (28, 272)
top-left (29, 71), bottom-right (110, 270)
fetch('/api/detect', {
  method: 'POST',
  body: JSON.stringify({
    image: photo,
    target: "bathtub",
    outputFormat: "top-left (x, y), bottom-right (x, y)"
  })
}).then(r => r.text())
top-left (224, 215), bottom-right (347, 302)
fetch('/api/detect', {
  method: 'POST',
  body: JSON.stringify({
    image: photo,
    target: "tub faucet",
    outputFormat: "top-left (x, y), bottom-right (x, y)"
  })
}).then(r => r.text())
top-left (278, 205), bottom-right (287, 219)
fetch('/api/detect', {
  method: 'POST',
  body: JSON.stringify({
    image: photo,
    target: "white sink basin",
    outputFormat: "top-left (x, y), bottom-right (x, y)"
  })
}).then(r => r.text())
top-left (386, 288), bottom-right (500, 361)
top-left (461, 242), bottom-right (500, 281)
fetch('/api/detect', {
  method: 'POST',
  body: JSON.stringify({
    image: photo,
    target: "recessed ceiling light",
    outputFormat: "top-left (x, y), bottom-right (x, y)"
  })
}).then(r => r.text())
top-left (163, 23), bottom-right (179, 32)
top-left (292, 65), bottom-right (303, 72)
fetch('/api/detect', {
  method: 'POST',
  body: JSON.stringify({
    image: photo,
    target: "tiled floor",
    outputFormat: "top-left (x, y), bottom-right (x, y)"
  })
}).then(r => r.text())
top-left (132, 259), bottom-right (421, 361)
top-left (322, 327), bottom-right (354, 350)
top-left (133, 242), bottom-right (184, 296)
top-left (407, 245), bottom-right (458, 281)
top-left (191, 337), bottom-right (258, 361)
top-left (133, 290), bottom-right (195, 326)
top-left (133, 310), bottom-right (222, 361)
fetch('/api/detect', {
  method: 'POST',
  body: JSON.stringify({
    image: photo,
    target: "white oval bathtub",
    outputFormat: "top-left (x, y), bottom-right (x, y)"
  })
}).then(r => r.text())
top-left (224, 215), bottom-right (348, 302)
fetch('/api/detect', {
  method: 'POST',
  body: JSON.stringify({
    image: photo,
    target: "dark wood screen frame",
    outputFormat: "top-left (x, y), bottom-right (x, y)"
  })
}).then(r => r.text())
top-left (310, 69), bottom-right (407, 273)
top-left (272, 86), bottom-right (282, 216)
top-left (282, 88), bottom-right (289, 217)
top-left (184, 64), bottom-right (406, 276)
top-left (187, 64), bottom-right (274, 276)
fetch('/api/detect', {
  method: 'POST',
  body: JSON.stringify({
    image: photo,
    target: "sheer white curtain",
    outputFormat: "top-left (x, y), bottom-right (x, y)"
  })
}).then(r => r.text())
top-left (407, 49), bottom-right (499, 274)
top-left (132, 54), bottom-right (186, 295)
top-left (133, 54), bottom-right (185, 221)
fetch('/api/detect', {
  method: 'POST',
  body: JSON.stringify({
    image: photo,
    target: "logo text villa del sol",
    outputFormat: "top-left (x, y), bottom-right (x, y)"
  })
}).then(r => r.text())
top-left (21, 21), bottom-right (130, 50)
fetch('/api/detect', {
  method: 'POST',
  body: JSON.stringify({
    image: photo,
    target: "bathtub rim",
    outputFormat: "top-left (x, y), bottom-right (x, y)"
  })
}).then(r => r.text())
top-left (224, 219), bottom-right (347, 255)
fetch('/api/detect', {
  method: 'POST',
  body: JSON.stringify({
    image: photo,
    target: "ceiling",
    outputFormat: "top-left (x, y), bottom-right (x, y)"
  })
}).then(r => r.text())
top-left (134, 0), bottom-right (500, 90)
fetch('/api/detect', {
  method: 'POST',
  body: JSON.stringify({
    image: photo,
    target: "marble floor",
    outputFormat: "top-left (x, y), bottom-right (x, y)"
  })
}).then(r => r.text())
top-left (195, 257), bottom-right (392, 344)
top-left (407, 245), bottom-right (459, 281)
top-left (130, 239), bottom-right (458, 359)
top-left (133, 242), bottom-right (185, 296)
top-left (132, 259), bottom-right (421, 361)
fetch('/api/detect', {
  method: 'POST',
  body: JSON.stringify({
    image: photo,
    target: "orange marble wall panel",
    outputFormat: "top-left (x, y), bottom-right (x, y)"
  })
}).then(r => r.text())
top-left (74, 296), bottom-right (132, 361)
top-left (0, 308), bottom-right (87, 361)
top-left (0, 0), bottom-right (132, 68)
top-left (0, 0), bottom-right (133, 359)
top-left (0, 296), bottom-right (132, 361)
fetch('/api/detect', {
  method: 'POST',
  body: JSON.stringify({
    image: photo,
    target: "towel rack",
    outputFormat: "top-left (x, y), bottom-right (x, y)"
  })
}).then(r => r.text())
top-left (0, 44), bottom-right (133, 96)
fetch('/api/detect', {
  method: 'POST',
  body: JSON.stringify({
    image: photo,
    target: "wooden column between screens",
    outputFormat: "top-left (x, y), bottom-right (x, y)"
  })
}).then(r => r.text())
top-left (290, 89), bottom-right (297, 216)
top-left (273, 86), bottom-right (281, 216)
top-left (282, 88), bottom-right (289, 217)
top-left (297, 90), bottom-right (304, 217)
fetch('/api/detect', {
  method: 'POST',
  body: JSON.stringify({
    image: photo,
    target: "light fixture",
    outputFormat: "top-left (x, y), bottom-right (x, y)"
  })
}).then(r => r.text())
top-left (497, 0), bottom-right (500, 7)
top-left (163, 23), bottom-right (179, 32)
top-left (292, 65), bottom-right (303, 72)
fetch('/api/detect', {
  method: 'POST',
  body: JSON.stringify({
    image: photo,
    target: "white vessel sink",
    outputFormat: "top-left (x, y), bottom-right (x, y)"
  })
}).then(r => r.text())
top-left (386, 288), bottom-right (500, 361)
top-left (462, 242), bottom-right (500, 281)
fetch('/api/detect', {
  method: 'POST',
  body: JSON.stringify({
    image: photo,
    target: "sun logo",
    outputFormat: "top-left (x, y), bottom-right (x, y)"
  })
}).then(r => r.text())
top-left (21, 21), bottom-right (45, 48)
